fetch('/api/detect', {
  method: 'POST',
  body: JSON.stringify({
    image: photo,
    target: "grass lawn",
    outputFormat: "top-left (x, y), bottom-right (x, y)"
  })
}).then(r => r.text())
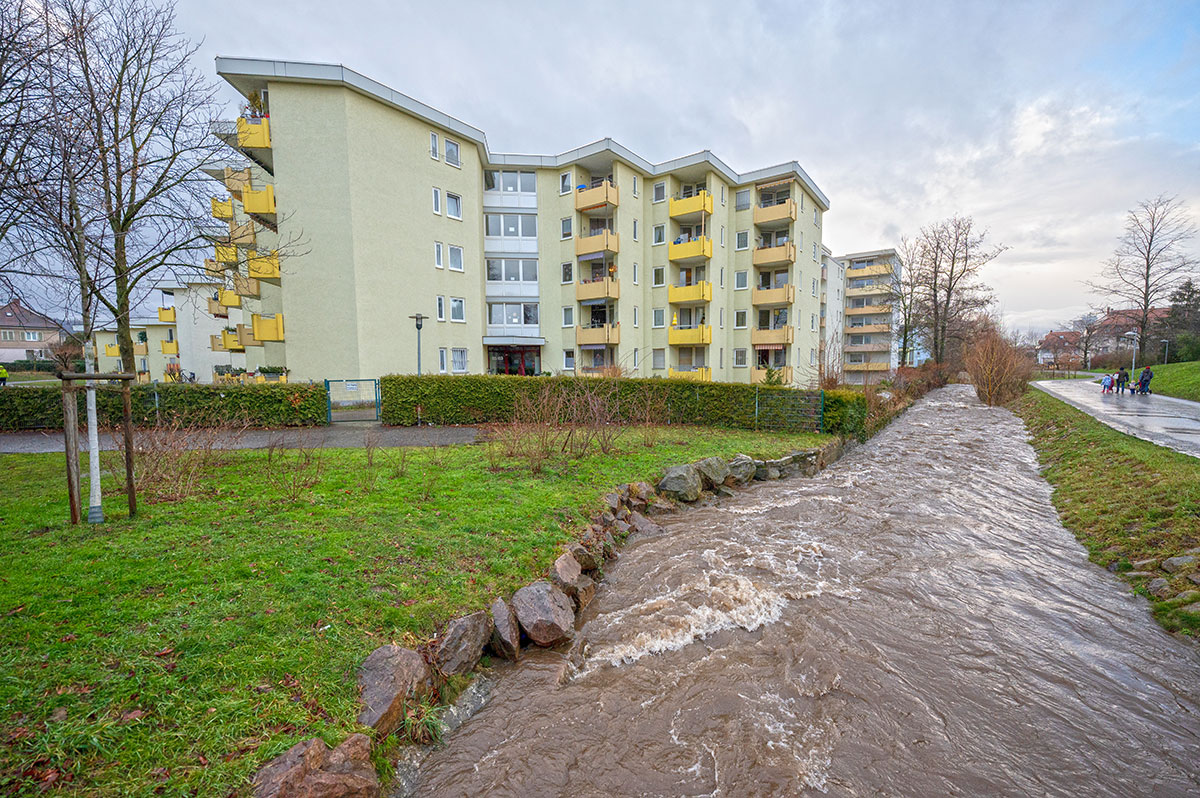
top-left (1013, 389), bottom-right (1200, 635)
top-left (0, 425), bottom-right (828, 796)
top-left (1150, 360), bottom-right (1200, 402)
top-left (3, 371), bottom-right (58, 383)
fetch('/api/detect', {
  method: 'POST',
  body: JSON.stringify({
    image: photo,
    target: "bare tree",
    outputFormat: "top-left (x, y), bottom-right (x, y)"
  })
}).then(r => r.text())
top-left (1089, 195), bottom-right (1198, 359)
top-left (890, 236), bottom-right (924, 368)
top-left (1070, 312), bottom-right (1101, 370)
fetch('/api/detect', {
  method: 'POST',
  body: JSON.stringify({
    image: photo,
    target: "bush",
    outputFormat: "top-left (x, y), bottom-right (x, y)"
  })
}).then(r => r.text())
top-left (966, 331), bottom-right (1034, 405)
top-left (822, 389), bottom-right (868, 441)
top-left (379, 374), bottom-right (826, 434)
top-left (0, 383), bottom-right (328, 430)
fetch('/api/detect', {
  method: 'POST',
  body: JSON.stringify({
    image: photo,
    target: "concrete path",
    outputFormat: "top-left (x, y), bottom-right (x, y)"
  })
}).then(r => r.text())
top-left (1033, 378), bottom-right (1200, 459)
top-left (0, 421), bottom-right (476, 454)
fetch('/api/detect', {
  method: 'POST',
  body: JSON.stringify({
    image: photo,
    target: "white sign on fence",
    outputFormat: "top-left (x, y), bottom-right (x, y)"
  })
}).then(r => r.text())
top-left (345, 381), bottom-right (359, 392)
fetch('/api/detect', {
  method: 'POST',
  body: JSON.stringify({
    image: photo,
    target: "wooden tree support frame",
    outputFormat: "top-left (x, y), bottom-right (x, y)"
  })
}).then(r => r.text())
top-left (58, 372), bottom-right (137, 524)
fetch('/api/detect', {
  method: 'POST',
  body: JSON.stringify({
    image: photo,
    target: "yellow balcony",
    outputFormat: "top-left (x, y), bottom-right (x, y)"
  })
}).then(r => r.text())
top-left (221, 329), bottom-right (245, 351)
top-left (161, 340), bottom-right (179, 355)
top-left (668, 236), bottom-right (712, 262)
top-left (753, 199), bottom-right (797, 227)
top-left (845, 362), bottom-right (890, 372)
top-left (243, 185), bottom-right (276, 218)
top-left (237, 324), bottom-right (262, 347)
top-left (846, 303), bottom-right (891, 316)
top-left (846, 323), bottom-right (891, 334)
top-left (667, 282), bottom-right (713, 304)
top-left (204, 259), bottom-right (225, 279)
top-left (844, 343), bottom-right (891, 353)
top-left (847, 284), bottom-right (887, 298)
top-left (576, 278), bottom-right (620, 302)
top-left (210, 334), bottom-right (227, 352)
top-left (133, 342), bottom-right (148, 356)
top-left (248, 251), bottom-right (280, 280)
top-left (752, 326), bottom-right (794, 346)
top-left (233, 275), bottom-right (260, 297)
top-left (575, 181), bottom-right (619, 212)
top-left (237, 116), bottom-right (271, 149)
top-left (215, 243), bottom-right (238, 264)
top-left (752, 366), bottom-right (793, 384)
top-left (228, 220), bottom-right (256, 247)
top-left (157, 307), bottom-right (176, 323)
top-left (668, 191), bottom-right (713, 220)
top-left (752, 242), bottom-right (796, 266)
top-left (218, 289), bottom-right (241, 308)
top-left (575, 323), bottom-right (620, 346)
top-left (252, 313), bottom-right (285, 342)
top-left (104, 343), bottom-right (120, 357)
top-left (221, 167), bottom-right (251, 199)
top-left (668, 325), bottom-right (712, 346)
top-left (848, 263), bottom-right (893, 279)
top-left (575, 230), bottom-right (620, 257)
top-left (211, 197), bottom-right (233, 220)
top-left (668, 367), bottom-right (711, 382)
top-left (751, 284), bottom-right (795, 306)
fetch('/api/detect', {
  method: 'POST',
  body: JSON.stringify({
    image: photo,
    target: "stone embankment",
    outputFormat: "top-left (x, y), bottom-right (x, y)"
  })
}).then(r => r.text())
top-left (252, 439), bottom-right (844, 797)
top-left (1120, 551), bottom-right (1200, 602)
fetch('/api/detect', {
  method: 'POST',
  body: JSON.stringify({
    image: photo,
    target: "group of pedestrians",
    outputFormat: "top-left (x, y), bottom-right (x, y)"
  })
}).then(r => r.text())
top-left (1100, 366), bottom-right (1153, 395)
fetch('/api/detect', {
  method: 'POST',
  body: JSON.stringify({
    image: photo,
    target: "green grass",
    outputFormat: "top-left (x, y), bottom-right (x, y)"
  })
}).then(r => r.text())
top-left (1150, 360), bottom-right (1200, 402)
top-left (3, 371), bottom-right (58, 383)
top-left (1013, 389), bottom-right (1200, 635)
top-left (0, 425), bottom-right (828, 796)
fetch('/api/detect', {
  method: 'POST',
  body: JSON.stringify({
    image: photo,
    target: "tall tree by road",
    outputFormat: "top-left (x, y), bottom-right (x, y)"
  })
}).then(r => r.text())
top-left (890, 236), bottom-right (924, 368)
top-left (1070, 312), bottom-right (1101, 370)
top-left (1090, 194), bottom-right (1197, 359)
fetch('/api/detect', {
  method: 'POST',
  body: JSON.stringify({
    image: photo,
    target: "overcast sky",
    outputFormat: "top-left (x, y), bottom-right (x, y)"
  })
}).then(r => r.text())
top-left (177, 0), bottom-right (1200, 334)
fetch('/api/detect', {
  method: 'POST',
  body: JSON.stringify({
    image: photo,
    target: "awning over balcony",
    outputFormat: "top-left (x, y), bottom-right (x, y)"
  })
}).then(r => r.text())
top-left (755, 177), bottom-right (792, 190)
top-left (578, 251), bottom-right (606, 262)
top-left (580, 343), bottom-right (607, 350)
top-left (579, 298), bottom-right (608, 306)
top-left (754, 343), bottom-right (784, 350)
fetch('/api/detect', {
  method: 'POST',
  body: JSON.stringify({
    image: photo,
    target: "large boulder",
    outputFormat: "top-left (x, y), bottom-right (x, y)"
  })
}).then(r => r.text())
top-left (489, 598), bottom-right (520, 660)
top-left (512, 581), bottom-right (576, 646)
top-left (1162, 555), bottom-right (1197, 574)
top-left (727, 454), bottom-right (757, 484)
top-left (550, 552), bottom-right (596, 607)
top-left (627, 510), bottom-right (665, 537)
top-left (434, 611), bottom-right (493, 676)
top-left (567, 542), bottom-right (598, 571)
top-left (693, 456), bottom-right (731, 489)
top-left (254, 733), bottom-right (379, 798)
top-left (356, 646), bottom-right (432, 738)
top-left (657, 464), bottom-right (702, 502)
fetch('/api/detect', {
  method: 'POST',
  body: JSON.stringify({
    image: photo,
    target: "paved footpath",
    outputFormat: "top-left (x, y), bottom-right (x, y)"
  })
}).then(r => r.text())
top-left (0, 421), bottom-right (476, 454)
top-left (1033, 378), bottom-right (1200, 459)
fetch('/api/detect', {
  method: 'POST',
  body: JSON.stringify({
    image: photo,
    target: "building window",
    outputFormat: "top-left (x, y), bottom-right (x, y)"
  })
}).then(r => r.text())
top-left (736, 230), bottom-right (749, 251)
top-left (733, 348), bottom-right (748, 367)
top-left (653, 266), bottom-right (665, 287)
top-left (563, 349), bottom-right (575, 370)
top-left (720, 267), bottom-right (725, 288)
top-left (811, 313), bottom-right (817, 331)
top-left (632, 175), bottom-right (639, 196)
top-left (446, 192), bottom-right (462, 220)
top-left (720, 226), bottom-right (725, 247)
top-left (721, 185), bottom-right (726, 205)
top-left (491, 170), bottom-right (537, 193)
top-left (632, 219), bottom-right (639, 241)
top-left (561, 262), bottom-right (573, 283)
top-left (430, 132), bottom-right (439, 160)
top-left (812, 277), bottom-right (818, 296)
top-left (633, 263), bottom-right (639, 284)
top-left (449, 297), bottom-right (466, 322)
top-left (633, 348), bottom-right (639, 367)
top-left (451, 348), bottom-right (468, 372)
top-left (734, 270), bottom-right (748, 290)
top-left (735, 189), bottom-right (750, 211)
top-left (560, 172), bottom-right (571, 194)
top-left (488, 302), bottom-right (539, 326)
top-left (813, 242), bottom-right (819, 261)
top-left (653, 308), bottom-right (665, 328)
top-left (810, 348), bottom-right (817, 366)
top-left (444, 139), bottom-right (460, 167)
top-left (561, 217), bottom-right (572, 239)
top-left (652, 181), bottom-right (666, 202)
top-left (432, 188), bottom-right (441, 214)
top-left (633, 306), bottom-right (639, 327)
top-left (653, 224), bottom-right (666, 245)
top-left (1, 330), bottom-right (13, 341)
top-left (434, 241), bottom-right (443, 268)
top-left (652, 348), bottom-right (666, 369)
top-left (449, 245), bottom-right (464, 272)
top-left (734, 309), bottom-right (747, 329)
top-left (487, 258), bottom-right (538, 282)
top-left (436, 295), bottom-right (445, 321)
top-left (486, 213), bottom-right (538, 237)
top-left (439, 347), bottom-right (448, 373)
top-left (814, 208), bottom-right (820, 225)
top-left (719, 307), bottom-right (725, 328)
top-left (484, 170), bottom-right (498, 191)
top-left (720, 347), bottom-right (724, 368)
top-left (562, 306), bottom-right (574, 327)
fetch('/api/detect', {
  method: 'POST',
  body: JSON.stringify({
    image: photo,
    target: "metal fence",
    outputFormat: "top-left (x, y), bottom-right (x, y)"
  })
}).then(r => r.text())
top-left (325, 378), bottom-right (380, 423)
top-left (753, 386), bottom-right (824, 432)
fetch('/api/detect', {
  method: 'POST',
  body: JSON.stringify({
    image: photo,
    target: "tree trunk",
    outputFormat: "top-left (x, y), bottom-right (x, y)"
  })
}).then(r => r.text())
top-left (114, 235), bottom-right (135, 373)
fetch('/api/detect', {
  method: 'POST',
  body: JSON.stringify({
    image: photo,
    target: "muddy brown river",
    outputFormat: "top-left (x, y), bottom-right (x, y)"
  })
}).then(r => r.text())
top-left (413, 385), bottom-right (1200, 796)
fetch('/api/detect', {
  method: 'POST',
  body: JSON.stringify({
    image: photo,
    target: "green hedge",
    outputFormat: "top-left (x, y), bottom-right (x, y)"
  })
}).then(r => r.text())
top-left (822, 389), bottom-right (869, 441)
top-left (4, 359), bottom-right (84, 373)
top-left (379, 374), bottom-right (829, 433)
top-left (0, 383), bottom-right (328, 431)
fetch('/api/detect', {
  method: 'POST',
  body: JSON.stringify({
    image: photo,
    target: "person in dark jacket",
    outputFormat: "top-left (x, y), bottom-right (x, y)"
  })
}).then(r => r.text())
top-left (1138, 366), bottom-right (1154, 395)
top-left (1116, 366), bottom-right (1129, 394)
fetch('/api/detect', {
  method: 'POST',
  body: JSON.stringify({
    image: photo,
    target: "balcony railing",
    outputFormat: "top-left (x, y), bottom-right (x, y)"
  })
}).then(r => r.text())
top-left (133, 341), bottom-right (148, 356)
top-left (846, 303), bottom-right (891, 316)
top-left (576, 277), bottom-right (620, 302)
top-left (668, 367), bottom-right (711, 382)
top-left (575, 180), bottom-right (619, 212)
top-left (237, 324), bottom-right (261, 347)
top-left (221, 167), bottom-right (251, 199)
top-left (104, 343), bottom-right (120, 357)
top-left (752, 241), bottom-right (796, 266)
top-left (669, 190), bottom-right (713, 219)
top-left (668, 236), bottom-right (712, 262)
top-left (845, 362), bottom-right (890, 372)
top-left (252, 313), bottom-right (285, 342)
top-left (846, 323), bottom-right (890, 334)
top-left (248, 250), bottom-right (280, 280)
top-left (214, 243), bottom-right (238, 264)
top-left (210, 334), bottom-right (226, 352)
top-left (575, 229), bottom-right (620, 257)
top-left (751, 326), bottom-right (794, 345)
top-left (157, 307), bottom-right (176, 323)
top-left (233, 275), bottom-right (260, 297)
top-left (844, 343), bottom-right (891, 353)
top-left (846, 284), bottom-right (887, 297)
top-left (211, 197), bottom-right (233, 220)
top-left (207, 297), bottom-right (227, 318)
top-left (236, 116), bottom-right (271, 149)
top-left (753, 198), bottom-right (797, 227)
top-left (667, 281), bottom-right (713, 304)
top-left (204, 259), bottom-right (225, 279)
top-left (161, 340), bottom-right (179, 355)
top-left (220, 329), bottom-right (244, 351)
top-left (847, 262), bottom-right (893, 278)
top-left (218, 289), bottom-right (241, 308)
top-left (751, 284), bottom-right (795, 306)
top-left (668, 325), bottom-right (712, 346)
top-left (243, 185), bottom-right (276, 219)
top-left (229, 220), bottom-right (256, 247)
top-left (575, 323), bottom-right (620, 346)
top-left (752, 366), bottom-right (792, 384)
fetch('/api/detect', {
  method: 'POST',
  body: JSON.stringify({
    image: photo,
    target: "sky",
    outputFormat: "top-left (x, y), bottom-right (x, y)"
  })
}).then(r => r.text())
top-left (175, 0), bottom-right (1200, 335)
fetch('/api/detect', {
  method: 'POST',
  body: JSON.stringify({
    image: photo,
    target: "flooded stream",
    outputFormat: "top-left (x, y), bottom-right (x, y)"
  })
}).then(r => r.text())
top-left (414, 385), bottom-right (1200, 796)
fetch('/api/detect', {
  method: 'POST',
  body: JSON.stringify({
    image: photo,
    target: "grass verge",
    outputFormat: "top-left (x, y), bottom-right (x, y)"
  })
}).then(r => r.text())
top-left (1149, 360), bottom-right (1200, 402)
top-left (0, 425), bottom-right (828, 796)
top-left (1012, 389), bottom-right (1200, 636)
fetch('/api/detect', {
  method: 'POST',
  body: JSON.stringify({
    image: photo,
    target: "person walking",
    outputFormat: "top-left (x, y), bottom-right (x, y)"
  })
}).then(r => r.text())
top-left (1101, 373), bottom-right (1114, 394)
top-left (0, 364), bottom-right (7, 386)
top-left (1139, 366), bottom-right (1154, 395)
top-left (1116, 366), bottom-right (1129, 394)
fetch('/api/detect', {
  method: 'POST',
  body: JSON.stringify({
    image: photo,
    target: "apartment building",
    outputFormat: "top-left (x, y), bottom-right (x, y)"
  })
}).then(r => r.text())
top-left (839, 249), bottom-right (901, 385)
top-left (93, 317), bottom-right (178, 382)
top-left (202, 58), bottom-right (832, 387)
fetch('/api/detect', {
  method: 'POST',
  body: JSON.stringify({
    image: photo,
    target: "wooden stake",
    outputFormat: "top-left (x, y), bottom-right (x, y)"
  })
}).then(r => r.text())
top-left (61, 382), bottom-right (81, 525)
top-left (122, 382), bottom-right (136, 518)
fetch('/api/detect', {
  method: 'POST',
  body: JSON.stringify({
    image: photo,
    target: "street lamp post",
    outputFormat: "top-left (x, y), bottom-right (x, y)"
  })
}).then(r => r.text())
top-left (408, 313), bottom-right (428, 376)
top-left (1124, 330), bottom-right (1139, 375)
top-left (1161, 338), bottom-right (1170, 365)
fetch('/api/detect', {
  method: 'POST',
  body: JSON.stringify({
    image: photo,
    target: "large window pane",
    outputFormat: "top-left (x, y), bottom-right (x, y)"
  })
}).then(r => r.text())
top-left (506, 304), bottom-right (521, 324)
top-left (523, 303), bottom-right (539, 324)
top-left (522, 260), bottom-right (538, 281)
top-left (485, 214), bottom-right (501, 236)
top-left (489, 303), bottom-right (505, 324)
top-left (503, 214), bottom-right (520, 236)
top-left (486, 259), bottom-right (502, 281)
top-left (502, 171), bottom-right (519, 192)
top-left (519, 171), bottom-right (536, 193)
top-left (520, 215), bottom-right (537, 237)
top-left (505, 259), bottom-right (520, 281)
top-left (484, 171), bottom-right (498, 191)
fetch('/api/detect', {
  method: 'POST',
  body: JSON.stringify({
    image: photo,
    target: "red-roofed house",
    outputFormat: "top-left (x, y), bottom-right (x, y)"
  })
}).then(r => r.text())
top-left (0, 300), bottom-right (67, 363)
top-left (1037, 330), bottom-right (1082, 367)
top-left (1092, 307), bottom-right (1170, 354)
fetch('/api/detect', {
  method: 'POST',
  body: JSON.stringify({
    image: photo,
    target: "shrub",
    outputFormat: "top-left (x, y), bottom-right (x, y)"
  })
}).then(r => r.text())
top-left (822, 389), bottom-right (868, 441)
top-left (966, 331), bottom-right (1034, 405)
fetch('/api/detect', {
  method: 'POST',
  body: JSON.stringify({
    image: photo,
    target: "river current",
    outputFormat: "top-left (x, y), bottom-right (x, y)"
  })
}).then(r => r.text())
top-left (414, 385), bottom-right (1200, 797)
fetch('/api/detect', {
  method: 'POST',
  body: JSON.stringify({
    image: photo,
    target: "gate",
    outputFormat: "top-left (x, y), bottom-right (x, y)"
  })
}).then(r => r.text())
top-left (325, 378), bottom-right (381, 422)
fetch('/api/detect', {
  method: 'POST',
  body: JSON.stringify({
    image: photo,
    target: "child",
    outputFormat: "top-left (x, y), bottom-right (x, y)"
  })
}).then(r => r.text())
top-left (1101, 373), bottom-right (1113, 393)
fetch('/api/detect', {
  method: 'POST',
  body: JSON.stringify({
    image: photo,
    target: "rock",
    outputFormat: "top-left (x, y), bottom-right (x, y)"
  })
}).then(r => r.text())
top-left (615, 483), bottom-right (631, 501)
top-left (715, 485), bottom-right (736, 499)
top-left (356, 646), bottom-right (432, 738)
top-left (1185, 547), bottom-right (1200, 555)
top-left (254, 734), bottom-right (380, 798)
top-left (727, 454), bottom-right (757, 484)
top-left (645, 495), bottom-right (677, 516)
top-left (1125, 571), bottom-right (1157, 578)
top-left (693, 456), bottom-right (731, 488)
top-left (627, 510), bottom-right (665, 537)
top-left (512, 581), bottom-right (576, 646)
top-left (1161, 555), bottom-right (1197, 574)
top-left (615, 506), bottom-right (630, 521)
top-left (1132, 558), bottom-right (1159, 571)
top-left (435, 611), bottom-right (493, 676)
top-left (1190, 573), bottom-right (1200, 586)
top-left (567, 542), bottom-right (598, 571)
top-left (599, 510), bottom-right (616, 526)
top-left (1146, 578), bottom-right (1173, 600)
top-left (602, 492), bottom-right (622, 512)
top-left (550, 552), bottom-right (585, 596)
top-left (629, 481), bottom-right (655, 500)
top-left (1174, 590), bottom-right (1200, 605)
top-left (613, 519), bottom-right (632, 536)
top-left (657, 464), bottom-right (703, 502)
top-left (573, 574), bottom-right (597, 609)
top-left (489, 598), bottom-right (520, 660)
top-left (754, 465), bottom-right (781, 481)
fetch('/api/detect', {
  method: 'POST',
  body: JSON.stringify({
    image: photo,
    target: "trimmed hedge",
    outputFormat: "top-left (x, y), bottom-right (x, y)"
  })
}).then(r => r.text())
top-left (0, 383), bottom-right (328, 430)
top-left (378, 374), bottom-right (859, 436)
top-left (823, 389), bottom-right (869, 441)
